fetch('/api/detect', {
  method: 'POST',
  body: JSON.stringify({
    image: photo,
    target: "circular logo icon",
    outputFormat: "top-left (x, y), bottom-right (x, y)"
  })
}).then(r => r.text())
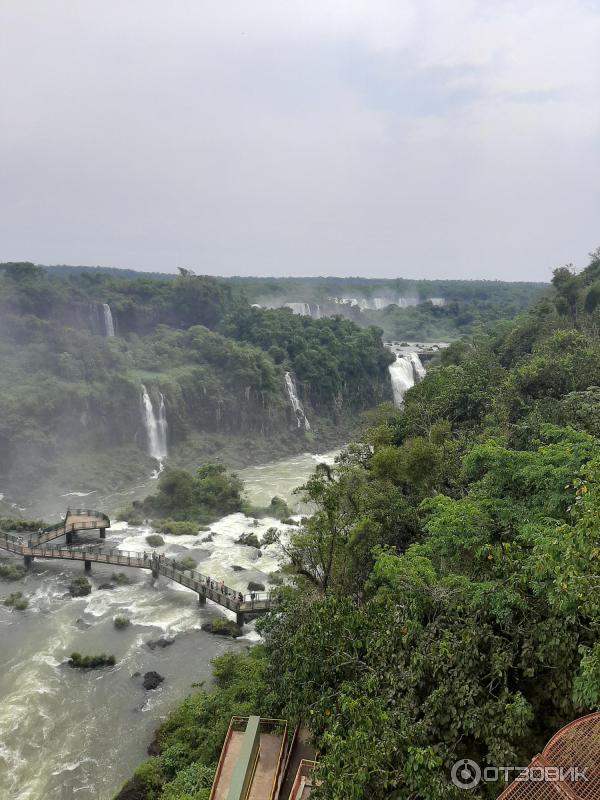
top-left (451, 759), bottom-right (481, 790)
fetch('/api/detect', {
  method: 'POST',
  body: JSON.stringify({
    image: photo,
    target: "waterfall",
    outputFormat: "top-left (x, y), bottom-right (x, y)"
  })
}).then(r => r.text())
top-left (389, 352), bottom-right (426, 407)
top-left (141, 385), bottom-right (168, 460)
top-left (284, 372), bottom-right (311, 430)
top-left (102, 303), bottom-right (115, 337)
top-left (284, 302), bottom-right (312, 316)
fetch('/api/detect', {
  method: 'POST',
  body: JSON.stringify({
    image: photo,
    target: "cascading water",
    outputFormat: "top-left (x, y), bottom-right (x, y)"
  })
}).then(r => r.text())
top-left (284, 302), bottom-right (311, 316)
top-left (102, 303), bottom-right (115, 337)
top-left (389, 352), bottom-right (426, 407)
top-left (284, 372), bottom-right (310, 430)
top-left (141, 385), bottom-right (168, 460)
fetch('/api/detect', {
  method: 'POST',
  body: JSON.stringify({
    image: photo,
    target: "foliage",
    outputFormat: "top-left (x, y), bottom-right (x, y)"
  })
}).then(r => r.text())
top-left (146, 534), bottom-right (165, 548)
top-left (254, 248), bottom-right (600, 798)
top-left (159, 521), bottom-right (198, 537)
top-left (172, 556), bottom-right (197, 573)
top-left (137, 465), bottom-right (243, 524)
top-left (68, 577), bottom-right (92, 596)
top-left (114, 615), bottom-right (131, 629)
top-left (69, 652), bottom-right (116, 668)
top-left (0, 563), bottom-right (27, 581)
top-left (3, 591), bottom-right (28, 610)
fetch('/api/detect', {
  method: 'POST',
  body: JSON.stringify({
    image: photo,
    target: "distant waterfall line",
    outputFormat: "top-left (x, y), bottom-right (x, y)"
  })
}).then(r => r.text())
top-left (141, 385), bottom-right (168, 460)
top-left (284, 372), bottom-right (311, 430)
top-left (102, 303), bottom-right (115, 337)
top-left (388, 352), bottom-right (426, 407)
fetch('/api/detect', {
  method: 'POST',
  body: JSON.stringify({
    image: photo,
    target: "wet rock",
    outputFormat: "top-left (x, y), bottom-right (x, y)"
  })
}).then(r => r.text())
top-left (98, 583), bottom-right (115, 590)
top-left (201, 533), bottom-right (214, 543)
top-left (143, 671), bottom-right (164, 690)
top-left (132, 671), bottom-right (141, 678)
top-left (75, 618), bottom-right (92, 630)
top-left (247, 581), bottom-right (265, 592)
top-left (235, 532), bottom-right (261, 548)
top-left (201, 620), bottom-right (243, 638)
top-left (232, 565), bottom-right (246, 572)
top-left (146, 636), bottom-right (174, 650)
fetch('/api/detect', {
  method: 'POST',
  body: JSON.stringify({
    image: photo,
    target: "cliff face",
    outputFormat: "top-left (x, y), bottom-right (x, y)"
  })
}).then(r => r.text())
top-left (0, 266), bottom-right (394, 494)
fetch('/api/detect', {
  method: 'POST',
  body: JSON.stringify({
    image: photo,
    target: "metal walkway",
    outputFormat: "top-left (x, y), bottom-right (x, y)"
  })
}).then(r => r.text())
top-left (0, 509), bottom-right (280, 625)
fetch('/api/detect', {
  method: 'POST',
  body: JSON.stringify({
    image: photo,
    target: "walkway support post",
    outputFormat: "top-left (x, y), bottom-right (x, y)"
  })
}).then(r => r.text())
top-left (23, 555), bottom-right (33, 570)
top-left (198, 592), bottom-right (206, 606)
top-left (84, 560), bottom-right (91, 572)
top-left (66, 531), bottom-right (73, 545)
top-left (236, 610), bottom-right (245, 628)
top-left (100, 529), bottom-right (106, 540)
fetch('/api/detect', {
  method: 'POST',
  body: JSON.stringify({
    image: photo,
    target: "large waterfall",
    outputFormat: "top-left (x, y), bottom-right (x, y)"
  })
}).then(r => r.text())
top-left (284, 372), bottom-right (311, 430)
top-left (102, 303), bottom-right (115, 337)
top-left (389, 352), bottom-right (426, 407)
top-left (141, 385), bottom-right (168, 460)
top-left (284, 302), bottom-right (312, 316)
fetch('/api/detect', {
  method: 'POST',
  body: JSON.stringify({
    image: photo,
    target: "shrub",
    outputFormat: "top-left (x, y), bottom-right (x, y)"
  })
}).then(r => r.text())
top-left (0, 563), bottom-right (27, 581)
top-left (0, 517), bottom-right (45, 532)
top-left (159, 520), bottom-right (198, 537)
top-left (69, 577), bottom-right (92, 597)
top-left (261, 527), bottom-right (279, 546)
top-left (145, 534), bottom-right (165, 547)
top-left (3, 591), bottom-right (28, 610)
top-left (111, 572), bottom-right (131, 585)
top-left (68, 652), bottom-right (116, 669)
top-left (114, 615), bottom-right (130, 629)
top-left (173, 556), bottom-right (197, 572)
top-left (247, 581), bottom-right (265, 592)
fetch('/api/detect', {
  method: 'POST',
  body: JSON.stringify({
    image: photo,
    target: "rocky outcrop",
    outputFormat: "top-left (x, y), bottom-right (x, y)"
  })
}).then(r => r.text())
top-left (142, 671), bottom-right (164, 690)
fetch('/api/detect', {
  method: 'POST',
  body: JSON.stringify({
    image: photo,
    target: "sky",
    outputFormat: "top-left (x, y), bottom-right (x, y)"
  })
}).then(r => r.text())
top-left (1, 1), bottom-right (599, 281)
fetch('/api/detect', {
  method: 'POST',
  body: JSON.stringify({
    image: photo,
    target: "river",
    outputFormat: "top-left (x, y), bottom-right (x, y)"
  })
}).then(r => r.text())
top-left (0, 449), bottom-right (337, 799)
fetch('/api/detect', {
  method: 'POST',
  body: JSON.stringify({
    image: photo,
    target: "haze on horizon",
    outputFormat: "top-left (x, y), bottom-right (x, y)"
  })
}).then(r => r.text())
top-left (1, 1), bottom-right (599, 282)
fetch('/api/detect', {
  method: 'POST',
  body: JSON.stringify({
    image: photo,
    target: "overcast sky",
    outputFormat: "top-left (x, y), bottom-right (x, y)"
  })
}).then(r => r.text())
top-left (1, 1), bottom-right (599, 281)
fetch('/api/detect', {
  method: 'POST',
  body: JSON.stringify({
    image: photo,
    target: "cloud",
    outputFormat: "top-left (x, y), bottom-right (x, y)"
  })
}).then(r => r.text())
top-left (0, 0), bottom-right (598, 279)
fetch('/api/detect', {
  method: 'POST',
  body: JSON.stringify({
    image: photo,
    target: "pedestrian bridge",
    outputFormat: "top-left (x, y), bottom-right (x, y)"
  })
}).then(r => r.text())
top-left (0, 508), bottom-right (280, 625)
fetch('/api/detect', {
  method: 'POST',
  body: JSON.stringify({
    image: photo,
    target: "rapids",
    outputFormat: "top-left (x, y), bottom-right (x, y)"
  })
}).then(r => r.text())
top-left (0, 448), bottom-right (337, 799)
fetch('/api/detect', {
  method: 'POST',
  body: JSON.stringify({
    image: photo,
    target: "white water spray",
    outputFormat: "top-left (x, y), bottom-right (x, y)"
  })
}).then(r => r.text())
top-left (102, 304), bottom-right (115, 337)
top-left (284, 302), bottom-right (312, 316)
top-left (389, 352), bottom-right (426, 407)
top-left (141, 385), bottom-right (168, 460)
top-left (284, 372), bottom-right (311, 430)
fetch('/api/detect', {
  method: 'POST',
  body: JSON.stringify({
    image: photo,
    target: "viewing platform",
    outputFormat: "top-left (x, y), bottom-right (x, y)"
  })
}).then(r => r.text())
top-left (210, 717), bottom-right (288, 800)
top-left (209, 718), bottom-right (319, 800)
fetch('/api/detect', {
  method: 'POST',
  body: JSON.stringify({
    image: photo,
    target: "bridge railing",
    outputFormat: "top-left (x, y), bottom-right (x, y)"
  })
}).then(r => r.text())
top-left (41, 520), bottom-right (66, 534)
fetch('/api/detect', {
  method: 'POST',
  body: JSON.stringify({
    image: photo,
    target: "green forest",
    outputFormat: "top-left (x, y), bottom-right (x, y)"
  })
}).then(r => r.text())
top-left (116, 248), bottom-right (600, 799)
top-left (0, 263), bottom-right (541, 504)
top-left (0, 263), bottom-right (392, 500)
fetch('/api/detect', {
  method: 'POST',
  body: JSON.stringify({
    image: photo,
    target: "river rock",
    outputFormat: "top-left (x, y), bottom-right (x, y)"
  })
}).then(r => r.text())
top-left (98, 583), bottom-right (115, 590)
top-left (146, 636), bottom-right (174, 650)
top-left (232, 565), bottom-right (246, 572)
top-left (235, 532), bottom-right (261, 548)
top-left (201, 620), bottom-right (243, 638)
top-left (142, 671), bottom-right (164, 690)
